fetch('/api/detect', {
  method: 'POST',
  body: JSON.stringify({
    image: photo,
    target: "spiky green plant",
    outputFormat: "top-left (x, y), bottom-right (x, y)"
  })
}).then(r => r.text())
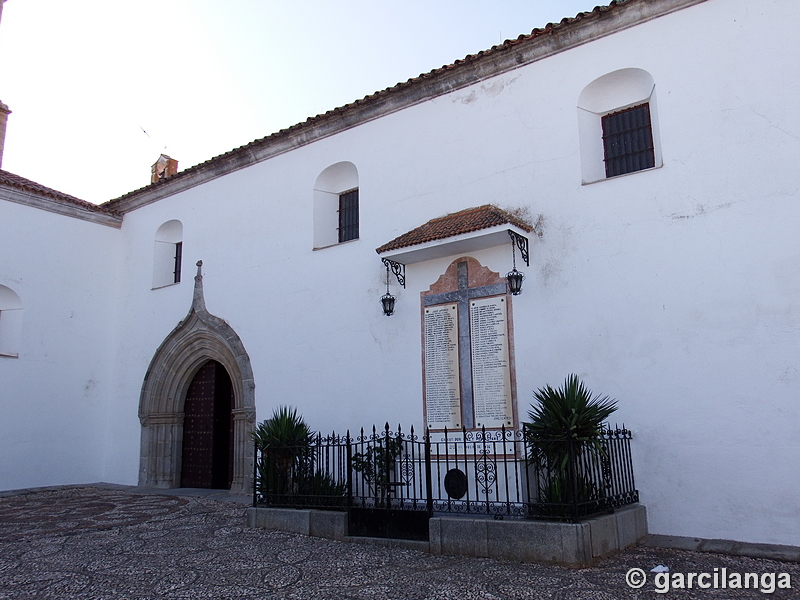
top-left (526, 374), bottom-right (617, 444)
top-left (252, 406), bottom-right (315, 498)
top-left (299, 472), bottom-right (347, 507)
top-left (524, 375), bottom-right (617, 513)
top-left (252, 406), bottom-right (314, 450)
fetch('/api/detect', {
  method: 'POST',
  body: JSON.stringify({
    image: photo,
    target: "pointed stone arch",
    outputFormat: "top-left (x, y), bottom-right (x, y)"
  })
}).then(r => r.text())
top-left (138, 261), bottom-right (256, 493)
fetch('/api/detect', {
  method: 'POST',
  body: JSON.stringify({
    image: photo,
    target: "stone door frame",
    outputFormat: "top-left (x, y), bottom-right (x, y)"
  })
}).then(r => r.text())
top-left (138, 261), bottom-right (256, 494)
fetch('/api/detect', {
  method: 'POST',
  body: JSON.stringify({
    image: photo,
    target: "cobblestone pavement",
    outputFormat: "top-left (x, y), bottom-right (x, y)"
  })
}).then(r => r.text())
top-left (1, 487), bottom-right (798, 599)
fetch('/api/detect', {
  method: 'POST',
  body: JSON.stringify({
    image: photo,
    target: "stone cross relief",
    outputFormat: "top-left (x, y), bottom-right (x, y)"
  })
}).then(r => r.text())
top-left (422, 257), bottom-right (515, 432)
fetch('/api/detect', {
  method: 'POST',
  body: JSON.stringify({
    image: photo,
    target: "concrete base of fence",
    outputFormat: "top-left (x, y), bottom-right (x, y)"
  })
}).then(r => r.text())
top-left (245, 504), bottom-right (647, 567)
top-left (429, 504), bottom-right (647, 567)
top-left (246, 507), bottom-right (347, 541)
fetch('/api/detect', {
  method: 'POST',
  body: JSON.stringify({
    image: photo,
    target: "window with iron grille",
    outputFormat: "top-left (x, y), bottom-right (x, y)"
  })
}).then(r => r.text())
top-left (338, 188), bottom-right (359, 243)
top-left (173, 242), bottom-right (182, 284)
top-left (602, 103), bottom-right (655, 178)
top-left (153, 220), bottom-right (183, 288)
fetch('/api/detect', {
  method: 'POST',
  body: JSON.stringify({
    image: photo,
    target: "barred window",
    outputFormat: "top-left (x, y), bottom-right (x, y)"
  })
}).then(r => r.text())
top-left (173, 241), bottom-right (183, 284)
top-left (338, 188), bottom-right (359, 243)
top-left (153, 220), bottom-right (183, 288)
top-left (602, 103), bottom-right (655, 178)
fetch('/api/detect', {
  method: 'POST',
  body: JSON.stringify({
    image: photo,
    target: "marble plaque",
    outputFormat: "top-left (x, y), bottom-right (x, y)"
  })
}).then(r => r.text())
top-left (469, 296), bottom-right (513, 428)
top-left (424, 303), bottom-right (461, 429)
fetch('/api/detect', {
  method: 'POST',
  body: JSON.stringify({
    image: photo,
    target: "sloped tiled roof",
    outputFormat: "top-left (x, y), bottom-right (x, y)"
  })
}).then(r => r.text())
top-left (105, 0), bottom-right (666, 211)
top-left (0, 169), bottom-right (113, 214)
top-left (376, 205), bottom-right (531, 254)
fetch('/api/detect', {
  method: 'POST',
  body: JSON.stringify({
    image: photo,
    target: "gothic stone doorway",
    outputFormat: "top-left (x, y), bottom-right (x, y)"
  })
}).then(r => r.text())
top-left (181, 360), bottom-right (234, 489)
top-left (138, 261), bottom-right (256, 493)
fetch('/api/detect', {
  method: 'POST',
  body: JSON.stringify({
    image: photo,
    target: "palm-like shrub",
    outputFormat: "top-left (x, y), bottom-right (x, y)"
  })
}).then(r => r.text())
top-left (252, 406), bottom-right (314, 498)
top-left (526, 374), bottom-right (617, 445)
top-left (252, 406), bottom-right (314, 449)
top-left (524, 374), bottom-right (617, 514)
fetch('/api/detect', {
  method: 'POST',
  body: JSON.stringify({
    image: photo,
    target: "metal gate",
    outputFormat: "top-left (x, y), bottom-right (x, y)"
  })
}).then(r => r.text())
top-left (347, 425), bottom-right (432, 540)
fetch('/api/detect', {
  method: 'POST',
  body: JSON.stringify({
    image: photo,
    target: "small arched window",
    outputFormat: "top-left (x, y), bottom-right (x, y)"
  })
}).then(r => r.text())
top-left (577, 68), bottom-right (662, 183)
top-left (0, 285), bottom-right (23, 358)
top-left (153, 220), bottom-right (183, 288)
top-left (313, 162), bottom-right (359, 249)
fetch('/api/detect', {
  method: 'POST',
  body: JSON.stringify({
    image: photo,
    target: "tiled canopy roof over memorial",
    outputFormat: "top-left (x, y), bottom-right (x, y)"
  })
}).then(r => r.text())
top-left (376, 205), bottom-right (532, 255)
top-left (376, 205), bottom-right (532, 268)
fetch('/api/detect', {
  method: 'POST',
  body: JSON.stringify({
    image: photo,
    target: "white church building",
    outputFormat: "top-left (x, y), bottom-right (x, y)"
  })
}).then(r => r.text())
top-left (2, 0), bottom-right (799, 549)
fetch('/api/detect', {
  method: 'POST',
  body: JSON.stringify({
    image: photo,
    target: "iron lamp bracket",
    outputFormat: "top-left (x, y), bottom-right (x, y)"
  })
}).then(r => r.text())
top-left (381, 258), bottom-right (406, 288)
top-left (507, 230), bottom-right (529, 267)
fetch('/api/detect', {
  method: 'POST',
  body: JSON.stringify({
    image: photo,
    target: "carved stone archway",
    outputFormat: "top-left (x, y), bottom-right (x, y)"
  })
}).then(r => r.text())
top-left (138, 261), bottom-right (256, 493)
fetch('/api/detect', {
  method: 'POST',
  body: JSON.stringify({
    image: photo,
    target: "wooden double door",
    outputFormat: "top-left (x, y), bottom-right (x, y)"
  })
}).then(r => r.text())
top-left (180, 360), bottom-right (234, 489)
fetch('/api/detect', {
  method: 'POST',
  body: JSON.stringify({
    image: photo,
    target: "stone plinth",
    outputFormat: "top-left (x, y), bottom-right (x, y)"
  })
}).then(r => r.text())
top-left (247, 504), bottom-right (648, 567)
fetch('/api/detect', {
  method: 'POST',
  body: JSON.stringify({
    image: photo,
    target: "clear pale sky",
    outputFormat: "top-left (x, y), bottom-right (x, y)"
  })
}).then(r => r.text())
top-left (0, 0), bottom-right (594, 204)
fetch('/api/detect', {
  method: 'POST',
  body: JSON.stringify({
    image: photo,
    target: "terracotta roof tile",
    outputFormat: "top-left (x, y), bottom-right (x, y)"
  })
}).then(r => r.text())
top-left (105, 2), bottom-right (623, 208)
top-left (0, 169), bottom-right (114, 214)
top-left (376, 205), bottom-right (531, 254)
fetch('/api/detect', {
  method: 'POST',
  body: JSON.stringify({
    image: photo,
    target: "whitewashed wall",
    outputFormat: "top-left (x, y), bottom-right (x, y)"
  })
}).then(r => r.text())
top-left (4, 0), bottom-right (799, 547)
top-left (0, 201), bottom-right (121, 491)
top-left (104, 0), bottom-right (800, 546)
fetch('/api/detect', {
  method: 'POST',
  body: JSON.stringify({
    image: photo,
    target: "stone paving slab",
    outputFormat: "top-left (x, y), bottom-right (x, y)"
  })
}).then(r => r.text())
top-left (0, 486), bottom-right (798, 599)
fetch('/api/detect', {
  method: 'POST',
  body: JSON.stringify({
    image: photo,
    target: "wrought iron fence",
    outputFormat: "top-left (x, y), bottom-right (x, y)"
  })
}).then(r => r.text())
top-left (253, 423), bottom-right (638, 527)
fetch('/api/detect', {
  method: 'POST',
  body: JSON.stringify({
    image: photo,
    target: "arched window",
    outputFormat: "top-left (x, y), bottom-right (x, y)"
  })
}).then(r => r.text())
top-left (313, 162), bottom-right (359, 249)
top-left (0, 285), bottom-right (23, 358)
top-left (577, 68), bottom-right (662, 183)
top-left (153, 220), bottom-right (183, 288)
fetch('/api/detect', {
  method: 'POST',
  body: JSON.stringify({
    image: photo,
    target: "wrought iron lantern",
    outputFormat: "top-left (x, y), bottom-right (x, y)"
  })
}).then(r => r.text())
top-left (506, 231), bottom-right (527, 296)
top-left (506, 267), bottom-right (524, 295)
top-left (381, 265), bottom-right (396, 316)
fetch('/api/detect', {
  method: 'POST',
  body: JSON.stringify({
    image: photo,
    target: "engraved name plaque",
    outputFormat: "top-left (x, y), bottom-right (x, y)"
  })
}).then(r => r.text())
top-left (470, 296), bottom-right (513, 428)
top-left (424, 303), bottom-right (462, 429)
top-left (422, 257), bottom-right (518, 433)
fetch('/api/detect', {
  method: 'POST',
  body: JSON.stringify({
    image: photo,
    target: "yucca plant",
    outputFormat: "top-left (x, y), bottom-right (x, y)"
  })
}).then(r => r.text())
top-left (252, 406), bottom-right (314, 450)
top-left (525, 374), bottom-right (617, 514)
top-left (252, 406), bottom-right (315, 498)
top-left (526, 374), bottom-right (617, 444)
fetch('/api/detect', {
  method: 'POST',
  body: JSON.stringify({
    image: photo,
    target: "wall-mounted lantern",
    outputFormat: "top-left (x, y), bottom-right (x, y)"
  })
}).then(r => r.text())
top-left (506, 230), bottom-right (528, 296)
top-left (381, 264), bottom-right (396, 316)
top-left (380, 258), bottom-right (405, 316)
top-left (507, 266), bottom-right (524, 295)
